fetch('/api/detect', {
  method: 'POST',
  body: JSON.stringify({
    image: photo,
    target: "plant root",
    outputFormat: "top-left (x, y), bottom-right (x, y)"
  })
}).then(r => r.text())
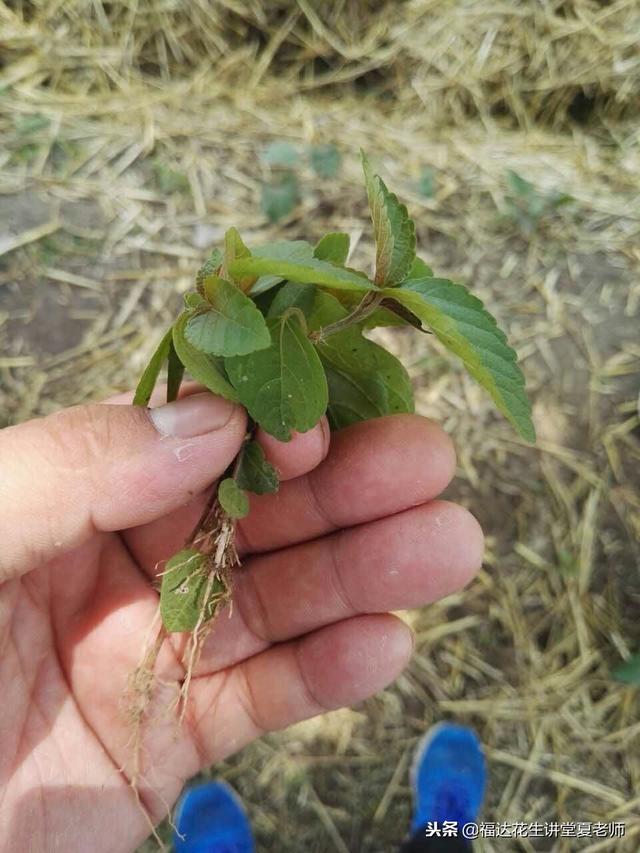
top-left (177, 505), bottom-right (239, 719)
top-left (123, 496), bottom-right (240, 848)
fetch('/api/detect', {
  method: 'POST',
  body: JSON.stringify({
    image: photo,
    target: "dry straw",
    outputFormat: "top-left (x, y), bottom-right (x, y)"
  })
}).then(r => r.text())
top-left (1, 1), bottom-right (639, 850)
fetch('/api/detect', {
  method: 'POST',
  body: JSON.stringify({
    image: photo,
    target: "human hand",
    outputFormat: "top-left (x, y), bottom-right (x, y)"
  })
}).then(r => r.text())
top-left (0, 385), bottom-right (483, 852)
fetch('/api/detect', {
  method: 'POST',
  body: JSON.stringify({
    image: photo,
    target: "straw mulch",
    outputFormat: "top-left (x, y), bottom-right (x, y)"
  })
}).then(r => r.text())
top-left (1, 2), bottom-right (639, 851)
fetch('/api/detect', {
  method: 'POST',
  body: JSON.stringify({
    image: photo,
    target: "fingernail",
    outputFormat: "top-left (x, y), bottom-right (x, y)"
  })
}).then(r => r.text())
top-left (149, 392), bottom-right (237, 437)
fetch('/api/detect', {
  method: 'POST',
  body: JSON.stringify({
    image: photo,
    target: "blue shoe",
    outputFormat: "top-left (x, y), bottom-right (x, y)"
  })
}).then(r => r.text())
top-left (410, 722), bottom-right (486, 833)
top-left (173, 781), bottom-right (255, 853)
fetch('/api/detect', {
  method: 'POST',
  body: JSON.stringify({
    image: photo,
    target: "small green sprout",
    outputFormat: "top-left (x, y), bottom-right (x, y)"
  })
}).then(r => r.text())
top-left (503, 170), bottom-right (572, 234)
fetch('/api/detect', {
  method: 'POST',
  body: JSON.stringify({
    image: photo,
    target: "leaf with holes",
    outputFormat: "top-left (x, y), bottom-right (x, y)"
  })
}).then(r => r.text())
top-left (225, 310), bottom-right (328, 441)
top-left (160, 549), bottom-right (226, 633)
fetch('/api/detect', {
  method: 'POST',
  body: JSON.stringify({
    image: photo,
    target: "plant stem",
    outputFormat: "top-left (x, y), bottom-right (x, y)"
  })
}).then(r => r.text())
top-left (310, 291), bottom-right (384, 343)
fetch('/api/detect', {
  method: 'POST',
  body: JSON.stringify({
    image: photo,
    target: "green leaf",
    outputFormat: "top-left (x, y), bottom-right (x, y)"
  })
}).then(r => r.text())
top-left (310, 143), bottom-right (341, 178)
top-left (15, 113), bottom-right (51, 135)
top-left (267, 281), bottom-right (316, 319)
top-left (195, 248), bottom-right (223, 287)
top-left (248, 240), bottom-right (315, 296)
top-left (230, 249), bottom-right (376, 294)
top-left (361, 151), bottom-right (416, 286)
top-left (152, 161), bottom-right (189, 195)
top-left (253, 240), bottom-right (315, 263)
top-left (224, 226), bottom-right (250, 260)
top-left (612, 654), bottom-right (640, 685)
top-left (262, 141), bottom-right (300, 168)
top-left (167, 339), bottom-right (185, 402)
top-left (226, 311), bottom-right (329, 441)
top-left (236, 440), bottom-right (279, 495)
top-left (159, 548), bottom-right (226, 633)
top-left (314, 232), bottom-right (350, 265)
top-left (418, 166), bottom-right (435, 199)
top-left (506, 170), bottom-right (535, 198)
top-left (184, 292), bottom-right (207, 311)
top-left (172, 312), bottom-right (239, 401)
top-left (407, 257), bottom-right (433, 279)
top-left (185, 276), bottom-right (271, 357)
top-left (133, 327), bottom-right (173, 406)
top-left (309, 291), bottom-right (414, 429)
top-left (218, 478), bottom-right (250, 519)
top-left (222, 227), bottom-right (251, 285)
top-left (362, 302), bottom-right (420, 330)
top-left (261, 172), bottom-right (299, 223)
top-left (313, 287), bottom-right (421, 331)
top-left (386, 278), bottom-right (535, 442)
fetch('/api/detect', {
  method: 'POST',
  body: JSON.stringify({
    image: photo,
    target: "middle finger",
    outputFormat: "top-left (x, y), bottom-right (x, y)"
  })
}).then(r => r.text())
top-left (182, 498), bottom-right (483, 675)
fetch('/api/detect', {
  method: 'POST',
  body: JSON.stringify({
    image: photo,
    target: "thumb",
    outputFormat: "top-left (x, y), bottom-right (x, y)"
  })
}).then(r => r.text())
top-left (0, 392), bottom-right (246, 581)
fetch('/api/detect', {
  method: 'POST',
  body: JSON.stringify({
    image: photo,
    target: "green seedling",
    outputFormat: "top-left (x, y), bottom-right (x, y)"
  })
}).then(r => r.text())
top-left (151, 159), bottom-right (190, 194)
top-left (134, 152), bottom-right (535, 681)
top-left (612, 653), bottom-right (640, 686)
top-left (310, 143), bottom-right (341, 179)
top-left (260, 141), bottom-right (342, 221)
top-left (503, 170), bottom-right (572, 234)
top-left (418, 166), bottom-right (435, 199)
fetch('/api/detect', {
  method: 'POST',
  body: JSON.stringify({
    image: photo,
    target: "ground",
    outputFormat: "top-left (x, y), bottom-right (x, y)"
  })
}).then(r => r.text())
top-left (1, 3), bottom-right (639, 851)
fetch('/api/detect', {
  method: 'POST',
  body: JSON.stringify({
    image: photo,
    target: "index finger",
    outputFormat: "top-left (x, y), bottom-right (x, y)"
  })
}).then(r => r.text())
top-left (125, 414), bottom-right (456, 575)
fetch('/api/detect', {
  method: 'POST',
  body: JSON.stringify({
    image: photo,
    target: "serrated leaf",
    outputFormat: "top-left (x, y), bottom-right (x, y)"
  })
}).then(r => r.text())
top-left (133, 327), bottom-right (173, 406)
top-left (236, 441), bottom-right (279, 495)
top-left (218, 478), bottom-right (250, 519)
top-left (361, 151), bottom-right (416, 286)
top-left (159, 548), bottom-right (225, 633)
top-left (230, 249), bottom-right (376, 294)
top-left (308, 291), bottom-right (414, 429)
top-left (225, 311), bottom-right (328, 441)
top-left (167, 339), bottom-right (185, 402)
top-left (612, 653), bottom-right (640, 685)
top-left (172, 312), bottom-right (239, 401)
top-left (196, 248), bottom-right (223, 287)
top-left (314, 232), bottom-right (350, 265)
top-left (184, 276), bottom-right (271, 357)
top-left (310, 143), bottom-right (341, 178)
top-left (386, 278), bottom-right (535, 442)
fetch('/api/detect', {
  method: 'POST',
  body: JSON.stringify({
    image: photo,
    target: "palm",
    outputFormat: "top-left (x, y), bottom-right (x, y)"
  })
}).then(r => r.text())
top-left (1, 414), bottom-right (481, 853)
